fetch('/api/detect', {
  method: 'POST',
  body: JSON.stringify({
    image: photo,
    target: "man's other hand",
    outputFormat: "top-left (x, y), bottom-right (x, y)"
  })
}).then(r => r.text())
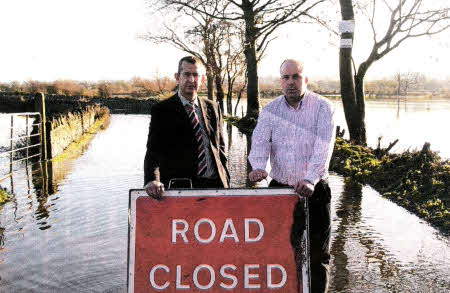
top-left (249, 169), bottom-right (268, 182)
top-left (294, 180), bottom-right (314, 197)
top-left (144, 180), bottom-right (165, 198)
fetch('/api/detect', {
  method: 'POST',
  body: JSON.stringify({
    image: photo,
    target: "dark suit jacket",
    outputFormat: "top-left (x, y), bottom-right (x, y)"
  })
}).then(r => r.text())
top-left (144, 93), bottom-right (230, 188)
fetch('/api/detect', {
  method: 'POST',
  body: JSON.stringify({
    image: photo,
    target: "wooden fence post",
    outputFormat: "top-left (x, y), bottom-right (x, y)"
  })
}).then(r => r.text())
top-left (34, 92), bottom-right (50, 196)
top-left (34, 92), bottom-right (47, 161)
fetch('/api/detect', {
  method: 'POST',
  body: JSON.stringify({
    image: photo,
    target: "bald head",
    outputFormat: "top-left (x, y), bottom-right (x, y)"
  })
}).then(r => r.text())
top-left (280, 59), bottom-right (304, 75)
top-left (279, 59), bottom-right (308, 107)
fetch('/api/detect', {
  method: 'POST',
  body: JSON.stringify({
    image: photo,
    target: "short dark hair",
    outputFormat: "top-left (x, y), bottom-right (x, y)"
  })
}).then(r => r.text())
top-left (177, 56), bottom-right (204, 75)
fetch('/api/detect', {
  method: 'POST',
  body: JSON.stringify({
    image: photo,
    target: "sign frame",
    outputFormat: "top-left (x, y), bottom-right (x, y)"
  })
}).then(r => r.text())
top-left (128, 188), bottom-right (310, 292)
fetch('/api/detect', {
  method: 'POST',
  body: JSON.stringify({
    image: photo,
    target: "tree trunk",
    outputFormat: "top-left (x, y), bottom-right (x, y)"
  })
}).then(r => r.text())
top-left (244, 40), bottom-right (260, 118)
top-left (226, 91), bottom-right (233, 115)
top-left (235, 89), bottom-right (243, 117)
top-left (215, 74), bottom-right (225, 112)
top-left (206, 69), bottom-right (214, 101)
top-left (339, 0), bottom-right (366, 145)
top-left (242, 1), bottom-right (260, 119)
top-left (353, 73), bottom-right (367, 144)
top-left (226, 77), bottom-right (234, 116)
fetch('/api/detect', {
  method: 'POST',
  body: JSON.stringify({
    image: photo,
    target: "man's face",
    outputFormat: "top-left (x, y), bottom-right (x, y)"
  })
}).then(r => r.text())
top-left (280, 61), bottom-right (308, 101)
top-left (175, 61), bottom-right (204, 100)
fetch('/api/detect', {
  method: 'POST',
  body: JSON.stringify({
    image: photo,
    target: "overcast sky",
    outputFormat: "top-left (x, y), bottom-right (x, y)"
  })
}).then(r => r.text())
top-left (0, 0), bottom-right (449, 82)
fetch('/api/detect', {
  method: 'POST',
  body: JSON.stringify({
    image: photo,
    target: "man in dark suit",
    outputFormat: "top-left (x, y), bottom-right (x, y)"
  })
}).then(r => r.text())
top-left (144, 56), bottom-right (230, 197)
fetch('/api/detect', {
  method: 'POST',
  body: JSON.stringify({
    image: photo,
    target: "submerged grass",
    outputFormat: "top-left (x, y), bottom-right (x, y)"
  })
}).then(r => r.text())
top-left (0, 186), bottom-right (11, 205)
top-left (224, 115), bottom-right (257, 136)
top-left (226, 116), bottom-right (450, 235)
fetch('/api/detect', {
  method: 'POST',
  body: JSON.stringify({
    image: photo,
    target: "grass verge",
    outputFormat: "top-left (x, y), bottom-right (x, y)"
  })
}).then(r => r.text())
top-left (52, 108), bottom-right (111, 162)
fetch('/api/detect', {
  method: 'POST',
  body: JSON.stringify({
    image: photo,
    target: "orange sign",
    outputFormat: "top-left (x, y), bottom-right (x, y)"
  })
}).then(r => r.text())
top-left (128, 188), bottom-right (310, 293)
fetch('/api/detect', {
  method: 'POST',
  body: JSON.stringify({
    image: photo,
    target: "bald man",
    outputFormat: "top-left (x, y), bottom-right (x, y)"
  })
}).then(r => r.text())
top-left (248, 59), bottom-right (335, 292)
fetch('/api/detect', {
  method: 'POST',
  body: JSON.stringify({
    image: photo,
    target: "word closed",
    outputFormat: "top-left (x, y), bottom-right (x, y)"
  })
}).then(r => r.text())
top-left (149, 264), bottom-right (287, 290)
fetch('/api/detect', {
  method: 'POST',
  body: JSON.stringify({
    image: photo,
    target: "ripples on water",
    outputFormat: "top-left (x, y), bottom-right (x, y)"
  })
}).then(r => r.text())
top-left (328, 177), bottom-right (450, 292)
top-left (0, 110), bottom-right (449, 292)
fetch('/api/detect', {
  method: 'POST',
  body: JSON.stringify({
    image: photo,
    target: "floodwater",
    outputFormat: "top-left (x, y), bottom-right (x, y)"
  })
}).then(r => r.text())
top-left (233, 98), bottom-right (450, 158)
top-left (0, 99), bottom-right (450, 292)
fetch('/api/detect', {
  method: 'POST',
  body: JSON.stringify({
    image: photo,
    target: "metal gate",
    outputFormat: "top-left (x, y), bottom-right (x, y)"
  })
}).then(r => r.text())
top-left (0, 112), bottom-right (43, 192)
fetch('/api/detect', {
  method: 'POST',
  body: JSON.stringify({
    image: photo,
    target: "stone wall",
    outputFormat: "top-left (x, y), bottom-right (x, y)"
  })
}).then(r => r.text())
top-left (47, 105), bottom-right (109, 158)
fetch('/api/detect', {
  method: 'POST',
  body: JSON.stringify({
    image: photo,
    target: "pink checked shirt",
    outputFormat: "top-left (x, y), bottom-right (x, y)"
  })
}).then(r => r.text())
top-left (248, 91), bottom-right (335, 186)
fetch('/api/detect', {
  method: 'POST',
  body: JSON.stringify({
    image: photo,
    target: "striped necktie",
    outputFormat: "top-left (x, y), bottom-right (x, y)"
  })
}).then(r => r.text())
top-left (185, 104), bottom-right (207, 177)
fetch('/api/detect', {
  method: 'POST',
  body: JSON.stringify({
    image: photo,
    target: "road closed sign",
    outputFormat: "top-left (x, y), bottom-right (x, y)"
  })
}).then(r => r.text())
top-left (128, 188), bottom-right (310, 293)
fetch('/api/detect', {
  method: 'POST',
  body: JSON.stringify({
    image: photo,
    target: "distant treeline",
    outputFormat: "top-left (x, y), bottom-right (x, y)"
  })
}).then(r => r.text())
top-left (0, 77), bottom-right (176, 98)
top-left (1, 75), bottom-right (449, 99)
top-left (259, 75), bottom-right (450, 98)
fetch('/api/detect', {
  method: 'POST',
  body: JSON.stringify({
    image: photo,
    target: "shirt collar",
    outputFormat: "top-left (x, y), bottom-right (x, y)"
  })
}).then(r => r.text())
top-left (178, 91), bottom-right (199, 108)
top-left (283, 90), bottom-right (307, 110)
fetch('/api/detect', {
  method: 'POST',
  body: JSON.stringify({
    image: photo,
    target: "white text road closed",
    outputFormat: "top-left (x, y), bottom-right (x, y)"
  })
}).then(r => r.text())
top-left (128, 188), bottom-right (310, 292)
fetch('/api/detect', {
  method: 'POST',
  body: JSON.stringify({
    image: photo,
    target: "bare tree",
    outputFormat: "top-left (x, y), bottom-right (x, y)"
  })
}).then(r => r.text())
top-left (234, 78), bottom-right (248, 117)
top-left (153, 69), bottom-right (176, 95)
top-left (339, 0), bottom-right (449, 144)
top-left (143, 2), bottom-right (249, 113)
top-left (141, 7), bottom-right (219, 101)
top-left (158, 0), bottom-right (327, 120)
top-left (98, 82), bottom-right (112, 98)
top-left (202, 20), bottom-right (228, 110)
top-left (395, 71), bottom-right (425, 95)
top-left (223, 22), bottom-right (246, 116)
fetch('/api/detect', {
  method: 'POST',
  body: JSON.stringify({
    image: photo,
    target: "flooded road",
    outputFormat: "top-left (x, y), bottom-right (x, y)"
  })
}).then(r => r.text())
top-left (0, 104), bottom-right (450, 292)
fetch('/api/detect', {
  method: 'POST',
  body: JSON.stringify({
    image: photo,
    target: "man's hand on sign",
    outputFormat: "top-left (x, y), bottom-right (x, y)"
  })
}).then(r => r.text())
top-left (294, 180), bottom-right (314, 198)
top-left (144, 180), bottom-right (165, 198)
top-left (248, 169), bottom-right (268, 182)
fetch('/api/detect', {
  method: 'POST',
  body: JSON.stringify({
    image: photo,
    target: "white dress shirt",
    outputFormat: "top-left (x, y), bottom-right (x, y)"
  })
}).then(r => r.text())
top-left (248, 91), bottom-right (335, 186)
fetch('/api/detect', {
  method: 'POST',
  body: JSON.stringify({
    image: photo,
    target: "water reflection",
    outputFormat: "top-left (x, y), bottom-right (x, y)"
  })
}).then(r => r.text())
top-left (0, 226), bottom-right (4, 249)
top-left (32, 161), bottom-right (53, 230)
top-left (0, 119), bottom-right (102, 234)
top-left (230, 98), bottom-right (450, 157)
top-left (328, 176), bottom-right (450, 292)
top-left (226, 123), bottom-right (233, 153)
top-left (329, 178), bottom-right (408, 292)
top-left (330, 178), bottom-right (362, 292)
top-left (223, 122), bottom-right (250, 188)
top-left (0, 114), bottom-right (449, 292)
